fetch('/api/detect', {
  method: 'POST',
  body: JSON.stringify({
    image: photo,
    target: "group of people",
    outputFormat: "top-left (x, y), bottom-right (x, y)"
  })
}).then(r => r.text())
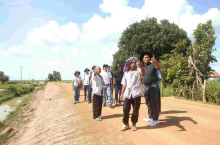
top-left (72, 52), bottom-right (162, 131)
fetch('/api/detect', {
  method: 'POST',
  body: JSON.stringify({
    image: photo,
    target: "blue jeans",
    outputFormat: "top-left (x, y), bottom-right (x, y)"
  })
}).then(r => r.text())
top-left (103, 84), bottom-right (112, 106)
top-left (115, 85), bottom-right (122, 102)
top-left (74, 86), bottom-right (80, 102)
top-left (84, 85), bottom-right (89, 100)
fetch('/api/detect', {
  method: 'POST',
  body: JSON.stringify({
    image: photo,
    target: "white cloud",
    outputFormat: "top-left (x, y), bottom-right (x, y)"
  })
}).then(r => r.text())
top-left (80, 50), bottom-right (91, 57)
top-left (52, 46), bottom-right (59, 53)
top-left (179, 8), bottom-right (220, 36)
top-left (102, 44), bottom-right (118, 64)
top-left (80, 0), bottom-right (138, 42)
top-left (34, 57), bottom-right (73, 71)
top-left (3, 45), bottom-right (31, 56)
top-left (27, 20), bottom-right (80, 45)
top-left (71, 49), bottom-right (78, 58)
top-left (80, 0), bottom-right (220, 42)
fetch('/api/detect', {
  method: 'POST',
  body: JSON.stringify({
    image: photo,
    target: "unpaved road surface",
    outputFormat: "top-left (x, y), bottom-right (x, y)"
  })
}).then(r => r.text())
top-left (5, 82), bottom-right (220, 145)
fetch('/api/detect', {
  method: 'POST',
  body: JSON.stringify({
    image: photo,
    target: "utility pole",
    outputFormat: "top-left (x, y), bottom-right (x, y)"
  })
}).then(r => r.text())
top-left (20, 66), bottom-right (23, 83)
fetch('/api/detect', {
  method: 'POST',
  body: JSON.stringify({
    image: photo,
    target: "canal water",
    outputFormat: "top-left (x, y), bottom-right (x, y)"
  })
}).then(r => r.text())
top-left (0, 95), bottom-right (27, 121)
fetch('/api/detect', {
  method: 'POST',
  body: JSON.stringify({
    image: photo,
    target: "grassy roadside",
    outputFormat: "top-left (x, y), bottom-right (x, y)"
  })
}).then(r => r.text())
top-left (0, 84), bottom-right (39, 104)
top-left (0, 84), bottom-right (45, 144)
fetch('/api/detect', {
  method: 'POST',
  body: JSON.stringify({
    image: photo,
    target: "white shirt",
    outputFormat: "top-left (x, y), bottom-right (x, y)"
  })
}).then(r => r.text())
top-left (100, 71), bottom-right (112, 85)
top-left (121, 67), bottom-right (143, 99)
top-left (83, 73), bottom-right (90, 85)
top-left (72, 76), bottom-right (82, 87)
top-left (92, 74), bottom-right (103, 96)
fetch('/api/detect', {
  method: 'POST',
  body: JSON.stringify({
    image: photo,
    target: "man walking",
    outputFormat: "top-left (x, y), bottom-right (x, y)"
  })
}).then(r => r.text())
top-left (92, 66), bottom-right (104, 121)
top-left (101, 64), bottom-right (113, 108)
top-left (83, 68), bottom-right (90, 101)
top-left (140, 52), bottom-right (160, 126)
top-left (113, 64), bottom-right (123, 105)
top-left (88, 65), bottom-right (96, 104)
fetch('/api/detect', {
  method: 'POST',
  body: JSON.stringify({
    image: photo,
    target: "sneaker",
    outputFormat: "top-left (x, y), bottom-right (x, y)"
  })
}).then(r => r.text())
top-left (143, 117), bottom-right (153, 122)
top-left (103, 104), bottom-right (106, 107)
top-left (88, 101), bottom-right (91, 104)
top-left (120, 124), bottom-right (130, 131)
top-left (94, 117), bottom-right (101, 121)
top-left (99, 116), bottom-right (103, 119)
top-left (77, 101), bottom-right (80, 103)
top-left (109, 105), bottom-right (114, 108)
top-left (73, 102), bottom-right (77, 104)
top-left (148, 120), bottom-right (159, 126)
top-left (131, 124), bottom-right (137, 131)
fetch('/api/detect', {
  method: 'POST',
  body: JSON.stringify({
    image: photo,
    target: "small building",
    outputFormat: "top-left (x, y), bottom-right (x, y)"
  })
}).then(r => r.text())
top-left (209, 70), bottom-right (220, 81)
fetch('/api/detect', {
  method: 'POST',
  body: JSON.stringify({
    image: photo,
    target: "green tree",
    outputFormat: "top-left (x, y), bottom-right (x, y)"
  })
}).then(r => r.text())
top-left (0, 71), bottom-right (10, 84)
top-left (48, 73), bottom-right (53, 81)
top-left (52, 71), bottom-right (61, 81)
top-left (188, 20), bottom-right (217, 102)
top-left (112, 17), bottom-right (191, 72)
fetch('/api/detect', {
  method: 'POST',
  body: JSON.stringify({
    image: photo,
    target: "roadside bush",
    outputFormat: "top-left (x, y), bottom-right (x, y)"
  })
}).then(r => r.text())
top-left (174, 83), bottom-right (220, 105)
top-left (6, 85), bottom-right (36, 97)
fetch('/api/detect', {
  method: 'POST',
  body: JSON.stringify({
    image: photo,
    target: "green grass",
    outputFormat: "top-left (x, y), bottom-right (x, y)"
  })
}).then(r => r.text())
top-left (0, 84), bottom-right (36, 104)
top-left (162, 85), bottom-right (176, 97)
top-left (208, 80), bottom-right (220, 88)
top-left (0, 84), bottom-right (23, 89)
top-left (0, 85), bottom-right (46, 144)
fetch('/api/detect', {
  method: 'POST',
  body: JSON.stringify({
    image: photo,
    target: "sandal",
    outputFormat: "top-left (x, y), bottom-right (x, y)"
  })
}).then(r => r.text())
top-left (131, 124), bottom-right (137, 131)
top-left (120, 124), bottom-right (130, 131)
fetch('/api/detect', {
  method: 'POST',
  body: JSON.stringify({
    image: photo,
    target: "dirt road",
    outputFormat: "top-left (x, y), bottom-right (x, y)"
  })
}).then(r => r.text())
top-left (5, 82), bottom-right (220, 145)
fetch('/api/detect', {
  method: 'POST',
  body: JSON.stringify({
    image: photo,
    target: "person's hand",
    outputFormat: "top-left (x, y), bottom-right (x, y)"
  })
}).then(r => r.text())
top-left (151, 55), bottom-right (157, 63)
top-left (136, 61), bottom-right (142, 68)
top-left (120, 94), bottom-right (124, 101)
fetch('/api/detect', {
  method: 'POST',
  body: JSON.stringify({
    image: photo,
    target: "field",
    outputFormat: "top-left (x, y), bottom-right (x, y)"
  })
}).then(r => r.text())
top-left (162, 80), bottom-right (220, 97)
top-left (0, 84), bottom-right (23, 89)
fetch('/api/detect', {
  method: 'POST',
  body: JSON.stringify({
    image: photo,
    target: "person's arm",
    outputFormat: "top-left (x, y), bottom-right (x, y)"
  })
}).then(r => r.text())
top-left (137, 61), bottom-right (145, 76)
top-left (120, 85), bottom-right (126, 101)
top-left (113, 78), bottom-right (116, 86)
top-left (151, 55), bottom-right (160, 69)
top-left (72, 79), bottom-right (74, 90)
top-left (120, 74), bottom-right (126, 101)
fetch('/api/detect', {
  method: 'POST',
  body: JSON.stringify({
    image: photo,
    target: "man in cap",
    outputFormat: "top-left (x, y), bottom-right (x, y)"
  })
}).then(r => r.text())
top-left (83, 68), bottom-right (90, 101)
top-left (113, 64), bottom-right (123, 105)
top-left (140, 52), bottom-right (160, 126)
top-left (100, 64), bottom-right (113, 108)
top-left (88, 65), bottom-right (96, 104)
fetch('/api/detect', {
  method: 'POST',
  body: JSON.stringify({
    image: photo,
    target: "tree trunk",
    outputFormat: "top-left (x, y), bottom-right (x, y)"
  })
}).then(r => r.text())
top-left (192, 81), bottom-right (195, 100)
top-left (203, 79), bottom-right (207, 102)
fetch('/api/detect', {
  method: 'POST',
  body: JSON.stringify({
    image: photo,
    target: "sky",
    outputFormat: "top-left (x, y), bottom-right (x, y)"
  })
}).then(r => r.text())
top-left (0, 0), bottom-right (220, 80)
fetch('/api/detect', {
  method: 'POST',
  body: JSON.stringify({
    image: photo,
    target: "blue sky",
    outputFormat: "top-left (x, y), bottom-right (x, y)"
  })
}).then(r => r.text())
top-left (0, 0), bottom-right (220, 80)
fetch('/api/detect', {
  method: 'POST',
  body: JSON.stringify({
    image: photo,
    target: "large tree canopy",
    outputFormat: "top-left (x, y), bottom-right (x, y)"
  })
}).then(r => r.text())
top-left (112, 17), bottom-right (191, 72)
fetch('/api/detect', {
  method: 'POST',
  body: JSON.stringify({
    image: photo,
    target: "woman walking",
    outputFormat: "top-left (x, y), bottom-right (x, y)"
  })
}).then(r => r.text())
top-left (120, 57), bottom-right (145, 131)
top-left (72, 70), bottom-right (82, 104)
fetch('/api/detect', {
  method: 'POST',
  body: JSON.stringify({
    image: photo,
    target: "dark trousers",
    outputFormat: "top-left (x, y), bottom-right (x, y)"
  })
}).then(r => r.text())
top-left (93, 94), bottom-right (103, 119)
top-left (123, 96), bottom-right (141, 125)
top-left (88, 86), bottom-right (93, 102)
top-left (84, 85), bottom-right (89, 100)
top-left (115, 85), bottom-right (122, 102)
top-left (144, 84), bottom-right (160, 120)
top-left (158, 91), bottom-right (161, 112)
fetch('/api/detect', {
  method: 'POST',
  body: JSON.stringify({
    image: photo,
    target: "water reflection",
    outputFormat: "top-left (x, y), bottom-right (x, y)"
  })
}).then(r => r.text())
top-left (0, 96), bottom-right (25, 121)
